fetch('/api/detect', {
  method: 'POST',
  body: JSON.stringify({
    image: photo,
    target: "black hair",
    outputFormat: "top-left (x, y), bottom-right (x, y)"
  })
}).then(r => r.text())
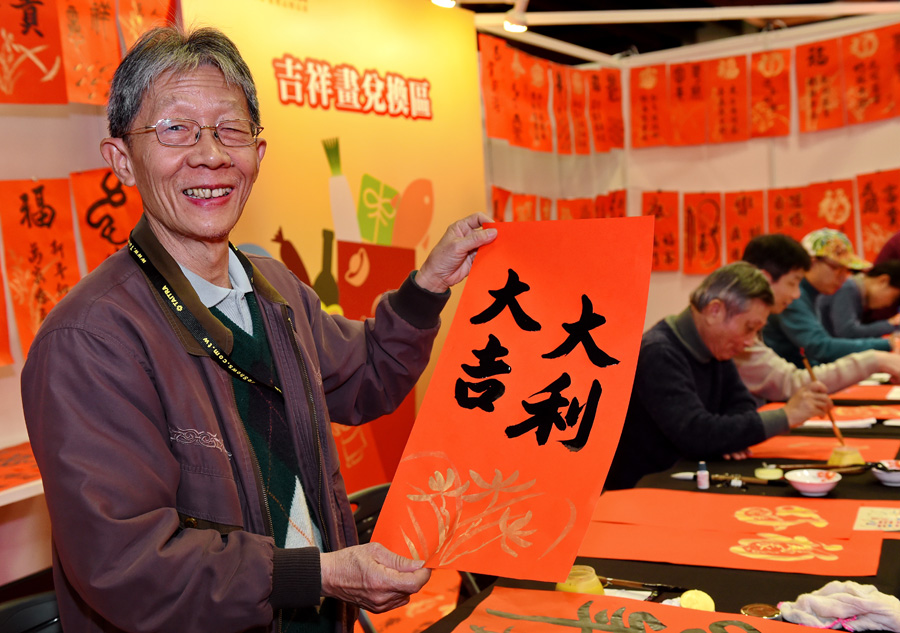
top-left (742, 234), bottom-right (811, 282)
top-left (866, 260), bottom-right (900, 288)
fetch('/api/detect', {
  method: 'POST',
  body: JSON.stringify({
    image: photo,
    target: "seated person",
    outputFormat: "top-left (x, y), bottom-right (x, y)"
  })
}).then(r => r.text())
top-left (865, 231), bottom-right (900, 322)
top-left (819, 260), bottom-right (900, 338)
top-left (763, 228), bottom-right (892, 367)
top-left (605, 262), bottom-right (830, 490)
top-left (738, 234), bottom-right (900, 401)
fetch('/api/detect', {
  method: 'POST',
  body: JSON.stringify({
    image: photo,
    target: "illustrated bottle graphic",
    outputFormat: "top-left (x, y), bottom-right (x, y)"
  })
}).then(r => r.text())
top-left (313, 229), bottom-right (340, 309)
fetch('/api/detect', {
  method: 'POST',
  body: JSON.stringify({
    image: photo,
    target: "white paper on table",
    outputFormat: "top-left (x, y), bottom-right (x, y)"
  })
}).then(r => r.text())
top-left (854, 507), bottom-right (900, 531)
top-left (860, 372), bottom-right (891, 384)
top-left (887, 386), bottom-right (900, 400)
top-left (802, 418), bottom-right (876, 429)
top-left (884, 419), bottom-right (900, 427)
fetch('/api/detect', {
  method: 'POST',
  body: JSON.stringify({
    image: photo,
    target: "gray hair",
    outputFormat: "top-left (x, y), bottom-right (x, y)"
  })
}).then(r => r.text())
top-left (107, 26), bottom-right (260, 138)
top-left (690, 262), bottom-right (774, 316)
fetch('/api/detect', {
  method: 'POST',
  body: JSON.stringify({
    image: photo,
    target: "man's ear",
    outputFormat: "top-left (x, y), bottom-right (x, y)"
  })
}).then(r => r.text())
top-left (703, 298), bottom-right (726, 324)
top-left (759, 269), bottom-right (774, 284)
top-left (100, 137), bottom-right (137, 186)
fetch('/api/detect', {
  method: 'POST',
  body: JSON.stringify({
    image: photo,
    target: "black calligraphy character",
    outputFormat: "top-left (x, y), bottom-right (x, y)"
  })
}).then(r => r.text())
top-left (12, 0), bottom-right (43, 36)
top-left (86, 171), bottom-right (130, 245)
top-left (89, 0), bottom-right (112, 32)
top-left (19, 185), bottom-right (56, 228)
top-left (470, 269), bottom-right (541, 331)
top-left (65, 4), bottom-right (82, 41)
top-left (54, 261), bottom-right (67, 280)
top-left (50, 239), bottom-right (64, 257)
top-left (543, 295), bottom-right (619, 368)
top-left (455, 334), bottom-right (511, 412)
top-left (28, 243), bottom-right (42, 266)
top-left (506, 373), bottom-right (601, 451)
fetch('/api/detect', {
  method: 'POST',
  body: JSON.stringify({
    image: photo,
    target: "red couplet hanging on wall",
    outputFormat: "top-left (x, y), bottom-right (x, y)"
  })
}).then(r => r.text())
top-left (630, 65), bottom-right (669, 149)
top-left (602, 68), bottom-right (625, 149)
top-left (569, 69), bottom-right (591, 155)
top-left (768, 186), bottom-right (808, 242)
top-left (551, 63), bottom-right (573, 155)
top-left (750, 49), bottom-right (792, 138)
top-left (667, 61), bottom-right (706, 146)
top-left (587, 70), bottom-right (611, 153)
top-left (511, 194), bottom-right (537, 222)
top-left (491, 186), bottom-right (512, 222)
top-left (842, 29), bottom-right (894, 125)
top-left (683, 192), bottom-right (722, 275)
top-left (796, 38), bottom-right (845, 133)
top-left (0, 0), bottom-right (67, 104)
top-left (806, 179), bottom-right (858, 247)
top-left (857, 168), bottom-right (900, 262)
top-left (642, 190), bottom-right (679, 271)
top-left (705, 55), bottom-right (749, 143)
top-left (57, 0), bottom-right (121, 105)
top-left (724, 191), bottom-right (764, 263)
top-left (478, 33), bottom-right (511, 143)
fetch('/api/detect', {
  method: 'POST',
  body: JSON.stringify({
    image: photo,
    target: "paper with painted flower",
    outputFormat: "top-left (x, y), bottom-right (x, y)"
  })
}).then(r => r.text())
top-left (373, 217), bottom-right (654, 581)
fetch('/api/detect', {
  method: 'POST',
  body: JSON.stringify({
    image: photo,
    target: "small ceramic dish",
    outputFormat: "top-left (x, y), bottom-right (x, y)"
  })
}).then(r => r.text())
top-left (784, 469), bottom-right (841, 497)
top-left (873, 460), bottom-right (900, 487)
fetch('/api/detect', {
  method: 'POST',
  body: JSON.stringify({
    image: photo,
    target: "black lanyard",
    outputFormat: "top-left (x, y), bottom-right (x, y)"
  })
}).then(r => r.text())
top-left (128, 235), bottom-right (282, 395)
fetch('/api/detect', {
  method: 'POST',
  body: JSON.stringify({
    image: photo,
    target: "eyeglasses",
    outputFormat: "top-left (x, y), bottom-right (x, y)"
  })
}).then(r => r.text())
top-left (123, 118), bottom-right (263, 147)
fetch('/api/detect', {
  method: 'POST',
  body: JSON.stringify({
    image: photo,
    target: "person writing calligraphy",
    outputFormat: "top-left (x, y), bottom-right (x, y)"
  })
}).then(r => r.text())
top-left (605, 262), bottom-right (831, 490)
top-left (21, 26), bottom-right (496, 633)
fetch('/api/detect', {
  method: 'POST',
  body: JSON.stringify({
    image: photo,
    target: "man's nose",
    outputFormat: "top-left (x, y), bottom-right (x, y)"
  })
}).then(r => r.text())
top-left (188, 127), bottom-right (232, 167)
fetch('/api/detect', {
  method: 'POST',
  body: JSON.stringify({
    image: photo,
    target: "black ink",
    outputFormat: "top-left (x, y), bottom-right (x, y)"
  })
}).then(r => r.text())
top-left (470, 269), bottom-right (541, 332)
top-left (543, 295), bottom-right (619, 368)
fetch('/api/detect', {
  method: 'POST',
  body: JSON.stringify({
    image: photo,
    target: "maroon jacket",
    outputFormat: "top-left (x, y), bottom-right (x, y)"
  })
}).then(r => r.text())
top-left (22, 216), bottom-right (446, 633)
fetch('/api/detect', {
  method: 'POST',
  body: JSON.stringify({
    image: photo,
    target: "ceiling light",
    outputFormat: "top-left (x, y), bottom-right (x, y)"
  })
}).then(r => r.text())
top-left (432, 0), bottom-right (456, 7)
top-left (503, 0), bottom-right (529, 33)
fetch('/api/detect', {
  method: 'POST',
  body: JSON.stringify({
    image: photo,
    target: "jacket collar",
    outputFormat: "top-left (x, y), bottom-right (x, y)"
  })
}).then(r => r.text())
top-left (665, 306), bottom-right (714, 363)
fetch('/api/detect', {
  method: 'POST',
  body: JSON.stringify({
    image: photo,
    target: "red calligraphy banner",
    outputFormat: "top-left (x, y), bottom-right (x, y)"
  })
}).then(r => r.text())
top-left (857, 169), bottom-right (900, 262)
top-left (373, 218), bottom-right (654, 581)
top-left (706, 55), bottom-right (749, 144)
top-left (57, 0), bottom-right (120, 105)
top-left (751, 49), bottom-right (792, 138)
top-left (478, 33), bottom-right (511, 142)
top-left (454, 586), bottom-right (825, 633)
top-left (551, 63), bottom-right (573, 155)
top-left (526, 56), bottom-right (553, 153)
top-left (724, 191), bottom-right (764, 263)
top-left (806, 179), bottom-right (858, 247)
top-left (557, 198), bottom-right (593, 221)
top-left (70, 168), bottom-right (143, 272)
top-left (667, 61), bottom-right (706, 146)
top-left (843, 29), bottom-right (894, 125)
top-left (749, 435), bottom-right (900, 462)
top-left (587, 70), bottom-right (610, 153)
top-left (796, 39), bottom-right (845, 133)
top-left (642, 190), bottom-right (679, 271)
top-left (608, 189), bottom-right (626, 218)
top-left (0, 0), bottom-right (66, 104)
top-left (0, 178), bottom-right (81, 357)
top-left (119, 0), bottom-right (174, 50)
top-left (602, 68), bottom-right (625, 149)
top-left (511, 194), bottom-right (537, 222)
top-left (538, 197), bottom-right (552, 221)
top-left (0, 442), bottom-right (41, 493)
top-left (683, 192), bottom-right (722, 275)
top-left (768, 186), bottom-right (808, 242)
top-left (0, 271), bottom-right (13, 366)
top-left (594, 194), bottom-right (609, 218)
top-left (569, 69), bottom-right (591, 155)
top-left (882, 24), bottom-right (900, 121)
top-left (581, 520), bottom-right (882, 576)
top-left (630, 65), bottom-right (668, 149)
top-left (491, 186), bottom-right (511, 222)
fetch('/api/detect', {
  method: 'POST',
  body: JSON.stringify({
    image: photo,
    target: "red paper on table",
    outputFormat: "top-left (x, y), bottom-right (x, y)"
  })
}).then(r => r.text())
top-left (353, 568), bottom-right (461, 633)
top-left (760, 401), bottom-right (900, 421)
top-left (806, 179), bottom-right (858, 247)
top-left (601, 68), bottom-right (625, 149)
top-left (831, 383), bottom-right (900, 402)
top-left (0, 442), bottom-right (41, 494)
top-left (119, 0), bottom-right (173, 50)
top-left (768, 186), bottom-right (808, 242)
top-left (538, 197), bottom-right (552, 221)
top-left (630, 65), bottom-right (668, 149)
top-left (551, 63), bottom-right (573, 155)
top-left (586, 70), bottom-right (611, 153)
top-left (57, 0), bottom-right (120, 105)
top-left (608, 189), bottom-right (626, 218)
top-left (642, 190), bottom-right (679, 271)
top-left (557, 199), bottom-right (592, 221)
top-left (592, 488), bottom-right (900, 539)
top-left (751, 49), bottom-right (792, 138)
top-left (724, 191), bottom-right (764, 263)
top-left (0, 0), bottom-right (66, 104)
top-left (569, 69), bottom-right (591, 155)
top-left (479, 33), bottom-right (511, 142)
top-left (706, 55), bottom-right (749, 144)
top-left (491, 186), bottom-right (511, 222)
top-left (372, 217), bottom-right (654, 581)
top-left (796, 39), bottom-right (845, 133)
top-left (749, 435), bottom-right (900, 461)
top-left (511, 194), bottom-right (537, 222)
top-left (70, 168), bottom-right (143, 272)
top-left (683, 192), bottom-right (722, 275)
top-left (857, 169), bottom-right (900, 262)
top-left (454, 586), bottom-right (826, 633)
top-left (580, 521), bottom-right (882, 576)
top-left (843, 29), bottom-right (894, 125)
top-left (667, 61), bottom-right (706, 146)
top-left (0, 178), bottom-right (81, 357)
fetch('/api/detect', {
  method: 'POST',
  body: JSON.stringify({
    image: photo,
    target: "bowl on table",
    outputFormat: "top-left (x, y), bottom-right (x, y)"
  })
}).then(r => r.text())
top-left (873, 460), bottom-right (900, 487)
top-left (784, 469), bottom-right (841, 497)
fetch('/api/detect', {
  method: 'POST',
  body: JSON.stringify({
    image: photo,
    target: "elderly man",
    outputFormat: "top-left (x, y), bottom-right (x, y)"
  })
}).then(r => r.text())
top-left (21, 26), bottom-right (496, 633)
top-left (763, 228), bottom-right (892, 367)
top-left (605, 262), bottom-right (831, 490)
top-left (737, 234), bottom-right (900, 401)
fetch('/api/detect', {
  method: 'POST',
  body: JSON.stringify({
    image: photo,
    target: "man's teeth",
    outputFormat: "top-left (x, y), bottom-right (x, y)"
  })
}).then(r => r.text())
top-left (184, 187), bottom-right (233, 199)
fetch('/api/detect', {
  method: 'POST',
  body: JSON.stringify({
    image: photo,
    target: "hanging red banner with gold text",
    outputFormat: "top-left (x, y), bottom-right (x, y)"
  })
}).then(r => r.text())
top-left (796, 38), bottom-right (845, 133)
top-left (842, 28), bottom-right (894, 125)
top-left (807, 179), bottom-right (858, 247)
top-left (857, 168), bottom-right (900, 262)
top-left (706, 55), bottom-right (749, 144)
top-left (751, 49), bottom-right (792, 138)
top-left (57, 0), bottom-right (121, 105)
top-left (630, 65), bottom-right (668, 149)
top-left (643, 191), bottom-right (679, 272)
top-left (0, 0), bottom-right (66, 104)
top-left (724, 191), bottom-right (764, 263)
